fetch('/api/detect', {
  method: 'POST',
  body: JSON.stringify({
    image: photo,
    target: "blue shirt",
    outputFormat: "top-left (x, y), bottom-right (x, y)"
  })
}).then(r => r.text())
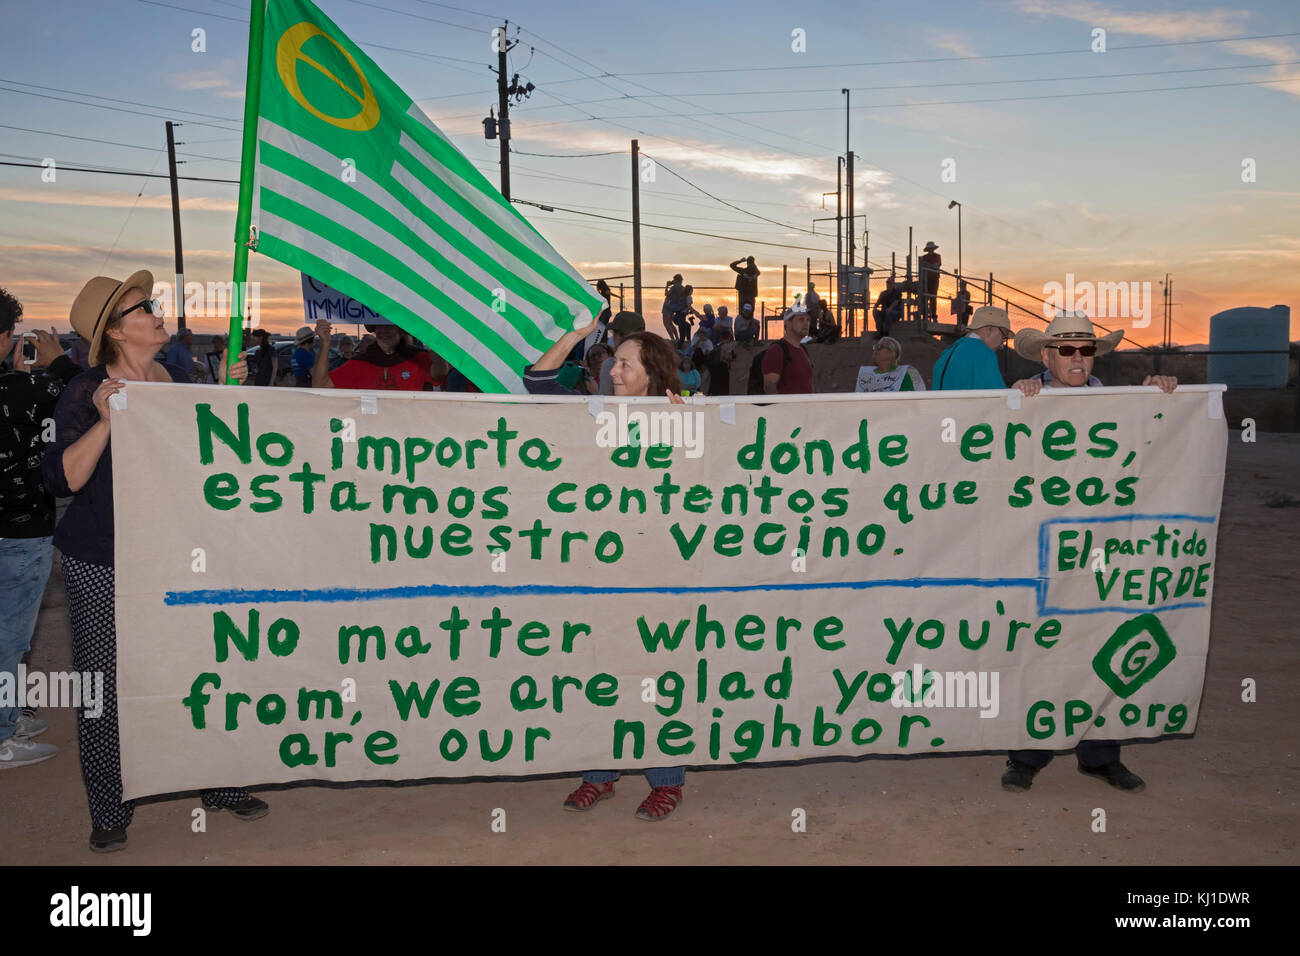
top-left (165, 341), bottom-right (193, 372)
top-left (931, 334), bottom-right (1005, 390)
top-left (292, 346), bottom-right (314, 386)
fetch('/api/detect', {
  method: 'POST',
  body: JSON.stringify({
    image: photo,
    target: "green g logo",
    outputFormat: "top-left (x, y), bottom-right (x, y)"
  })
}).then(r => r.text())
top-left (1092, 614), bottom-right (1176, 698)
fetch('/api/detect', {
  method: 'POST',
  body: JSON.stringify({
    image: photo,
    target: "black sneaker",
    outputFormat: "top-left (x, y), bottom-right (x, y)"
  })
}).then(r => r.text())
top-left (89, 826), bottom-right (128, 853)
top-left (1078, 761), bottom-right (1145, 793)
top-left (1001, 759), bottom-right (1038, 792)
top-left (202, 796), bottom-right (270, 821)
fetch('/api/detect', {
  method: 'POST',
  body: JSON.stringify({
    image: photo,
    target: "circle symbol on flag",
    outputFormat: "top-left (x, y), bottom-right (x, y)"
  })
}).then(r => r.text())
top-left (276, 22), bottom-right (380, 132)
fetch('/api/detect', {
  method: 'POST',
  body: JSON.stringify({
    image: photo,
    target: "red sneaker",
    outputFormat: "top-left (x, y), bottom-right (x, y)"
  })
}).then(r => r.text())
top-left (563, 780), bottom-right (615, 812)
top-left (634, 785), bottom-right (683, 821)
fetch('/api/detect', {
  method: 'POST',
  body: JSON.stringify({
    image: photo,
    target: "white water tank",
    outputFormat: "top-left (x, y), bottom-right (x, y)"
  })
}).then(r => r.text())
top-left (1207, 305), bottom-right (1290, 388)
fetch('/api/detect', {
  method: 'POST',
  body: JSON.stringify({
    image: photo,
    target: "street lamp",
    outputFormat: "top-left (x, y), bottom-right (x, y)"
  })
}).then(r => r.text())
top-left (947, 200), bottom-right (962, 279)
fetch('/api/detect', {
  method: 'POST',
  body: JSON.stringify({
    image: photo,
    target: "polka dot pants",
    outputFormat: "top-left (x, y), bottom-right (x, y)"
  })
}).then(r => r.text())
top-left (63, 556), bottom-right (251, 830)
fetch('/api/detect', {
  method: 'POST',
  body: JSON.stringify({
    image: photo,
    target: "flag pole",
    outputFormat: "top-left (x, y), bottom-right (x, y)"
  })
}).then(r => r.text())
top-left (226, 0), bottom-right (266, 383)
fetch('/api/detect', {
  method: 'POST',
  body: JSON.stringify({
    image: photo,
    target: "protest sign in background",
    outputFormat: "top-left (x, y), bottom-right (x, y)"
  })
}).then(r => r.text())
top-left (300, 273), bottom-right (391, 325)
top-left (112, 385), bottom-right (1226, 799)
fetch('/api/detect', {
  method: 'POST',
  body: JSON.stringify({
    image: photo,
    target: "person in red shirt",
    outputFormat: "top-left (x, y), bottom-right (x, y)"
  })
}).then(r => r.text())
top-left (761, 307), bottom-right (814, 394)
top-left (310, 319), bottom-right (438, 391)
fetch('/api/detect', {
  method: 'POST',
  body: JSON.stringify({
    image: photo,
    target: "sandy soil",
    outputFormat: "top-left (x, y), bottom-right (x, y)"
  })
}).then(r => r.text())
top-left (3, 434), bottom-right (1297, 866)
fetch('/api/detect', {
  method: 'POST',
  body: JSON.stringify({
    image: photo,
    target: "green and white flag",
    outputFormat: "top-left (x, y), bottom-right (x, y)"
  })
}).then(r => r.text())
top-left (242, 0), bottom-right (603, 392)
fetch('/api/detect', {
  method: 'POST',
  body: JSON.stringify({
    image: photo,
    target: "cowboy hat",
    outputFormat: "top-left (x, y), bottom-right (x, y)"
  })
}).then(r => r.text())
top-left (1014, 310), bottom-right (1123, 360)
top-left (296, 325), bottom-right (316, 344)
top-left (923, 241), bottom-right (939, 252)
top-left (70, 270), bottom-right (154, 367)
top-left (968, 305), bottom-right (1011, 334)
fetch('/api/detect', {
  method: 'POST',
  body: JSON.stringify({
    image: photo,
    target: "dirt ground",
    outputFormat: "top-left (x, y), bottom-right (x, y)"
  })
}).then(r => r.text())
top-left (3, 433), bottom-right (1297, 866)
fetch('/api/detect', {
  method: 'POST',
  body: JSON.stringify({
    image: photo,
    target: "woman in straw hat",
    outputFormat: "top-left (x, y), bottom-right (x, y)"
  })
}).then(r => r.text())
top-left (42, 271), bottom-right (267, 853)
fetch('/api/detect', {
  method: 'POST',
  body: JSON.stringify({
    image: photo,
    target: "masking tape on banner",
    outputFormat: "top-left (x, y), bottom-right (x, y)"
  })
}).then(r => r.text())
top-left (109, 391), bottom-right (127, 412)
top-left (1004, 389), bottom-right (1022, 410)
top-left (1207, 390), bottom-right (1223, 420)
top-left (359, 392), bottom-right (378, 416)
top-left (719, 401), bottom-right (736, 425)
top-left (586, 395), bottom-right (604, 418)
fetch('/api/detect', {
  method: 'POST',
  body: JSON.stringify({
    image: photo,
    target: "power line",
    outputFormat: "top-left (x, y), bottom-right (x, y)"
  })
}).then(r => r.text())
top-left (510, 147), bottom-right (627, 158)
top-left (574, 31), bottom-right (1300, 79)
top-left (405, 0), bottom-right (502, 21)
top-left (0, 123), bottom-right (172, 154)
top-left (98, 147), bottom-right (168, 273)
top-left (0, 76), bottom-right (242, 123)
top-left (641, 152), bottom-right (816, 235)
top-left (136, 0), bottom-right (244, 23)
top-left (0, 84), bottom-right (240, 131)
top-left (515, 200), bottom-right (839, 254)
top-left (339, 0), bottom-right (493, 35)
top-left (558, 73), bottom-right (1300, 119)
top-left (137, 0), bottom-right (493, 74)
top-left (0, 160), bottom-right (238, 184)
top-left (516, 26), bottom-right (828, 163)
top-left (590, 58), bottom-right (1300, 99)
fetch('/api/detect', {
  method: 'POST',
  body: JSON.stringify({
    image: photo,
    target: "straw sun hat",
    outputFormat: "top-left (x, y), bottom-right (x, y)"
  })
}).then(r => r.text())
top-left (69, 270), bottom-right (154, 367)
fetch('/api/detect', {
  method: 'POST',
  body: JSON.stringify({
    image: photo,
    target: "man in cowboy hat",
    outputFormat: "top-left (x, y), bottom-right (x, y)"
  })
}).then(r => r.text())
top-left (931, 305), bottom-right (1012, 390)
top-left (1011, 310), bottom-right (1176, 396)
top-left (919, 241), bottom-right (941, 321)
top-left (1001, 310), bottom-right (1175, 796)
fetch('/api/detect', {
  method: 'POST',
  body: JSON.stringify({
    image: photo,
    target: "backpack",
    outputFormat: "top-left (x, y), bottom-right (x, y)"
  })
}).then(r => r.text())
top-left (747, 339), bottom-right (793, 395)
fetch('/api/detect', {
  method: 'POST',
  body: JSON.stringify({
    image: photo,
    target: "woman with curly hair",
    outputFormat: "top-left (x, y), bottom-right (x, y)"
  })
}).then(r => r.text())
top-left (522, 318), bottom-right (689, 820)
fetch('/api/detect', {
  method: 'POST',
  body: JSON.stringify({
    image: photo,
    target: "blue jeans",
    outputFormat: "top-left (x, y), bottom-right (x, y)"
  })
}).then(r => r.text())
top-left (0, 536), bottom-right (53, 741)
top-left (583, 767), bottom-right (685, 788)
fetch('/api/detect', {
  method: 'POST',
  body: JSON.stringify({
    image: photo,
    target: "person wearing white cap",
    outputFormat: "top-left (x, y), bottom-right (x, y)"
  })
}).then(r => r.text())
top-left (734, 302), bottom-right (760, 342)
top-left (1001, 310), bottom-right (1175, 796)
top-left (1011, 310), bottom-right (1176, 396)
top-left (931, 305), bottom-right (1012, 390)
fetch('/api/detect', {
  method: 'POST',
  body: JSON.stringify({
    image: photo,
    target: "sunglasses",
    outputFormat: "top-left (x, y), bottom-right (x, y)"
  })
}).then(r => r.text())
top-left (119, 298), bottom-right (163, 319)
top-left (1048, 343), bottom-right (1097, 357)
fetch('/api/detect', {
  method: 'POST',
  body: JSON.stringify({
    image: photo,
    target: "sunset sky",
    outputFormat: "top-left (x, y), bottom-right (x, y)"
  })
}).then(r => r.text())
top-left (1, 0), bottom-right (1297, 348)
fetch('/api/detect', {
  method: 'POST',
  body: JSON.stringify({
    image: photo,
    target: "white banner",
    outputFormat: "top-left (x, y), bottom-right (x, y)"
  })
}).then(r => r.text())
top-left (112, 385), bottom-right (1227, 798)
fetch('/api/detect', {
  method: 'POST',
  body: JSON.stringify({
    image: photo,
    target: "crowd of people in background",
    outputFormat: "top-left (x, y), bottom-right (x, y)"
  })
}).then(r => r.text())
top-left (0, 254), bottom-right (1183, 847)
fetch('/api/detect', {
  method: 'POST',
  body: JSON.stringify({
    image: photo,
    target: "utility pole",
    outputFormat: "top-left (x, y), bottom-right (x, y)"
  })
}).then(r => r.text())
top-left (906, 226), bottom-right (914, 321)
top-left (846, 151), bottom-right (855, 335)
top-left (496, 21), bottom-right (511, 200)
top-left (165, 120), bottom-right (186, 331)
top-left (843, 88), bottom-right (853, 337)
top-left (835, 157), bottom-right (842, 326)
top-left (1162, 273), bottom-right (1173, 350)
top-left (948, 199), bottom-right (962, 279)
top-left (631, 139), bottom-right (642, 316)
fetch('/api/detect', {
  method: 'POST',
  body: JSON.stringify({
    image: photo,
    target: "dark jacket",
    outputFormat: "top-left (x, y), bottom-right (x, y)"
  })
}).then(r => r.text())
top-left (43, 363), bottom-right (190, 566)
top-left (0, 354), bottom-right (81, 538)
